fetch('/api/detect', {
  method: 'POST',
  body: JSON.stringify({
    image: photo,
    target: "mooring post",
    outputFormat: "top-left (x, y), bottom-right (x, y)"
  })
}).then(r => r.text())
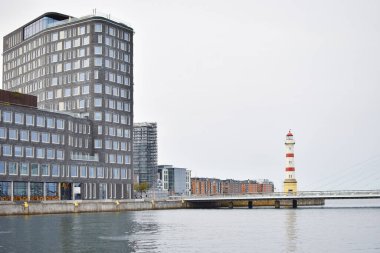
top-left (292, 199), bottom-right (298, 209)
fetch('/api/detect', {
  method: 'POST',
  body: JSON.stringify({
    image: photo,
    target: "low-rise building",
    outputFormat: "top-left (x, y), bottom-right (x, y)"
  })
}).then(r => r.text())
top-left (191, 177), bottom-right (274, 196)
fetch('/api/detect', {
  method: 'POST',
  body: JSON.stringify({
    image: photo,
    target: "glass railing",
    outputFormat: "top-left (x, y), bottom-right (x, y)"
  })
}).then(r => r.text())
top-left (71, 154), bottom-right (99, 162)
top-left (46, 11), bottom-right (131, 30)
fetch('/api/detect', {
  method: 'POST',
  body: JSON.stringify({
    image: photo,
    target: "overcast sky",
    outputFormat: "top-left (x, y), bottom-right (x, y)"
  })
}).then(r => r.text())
top-left (1, 0), bottom-right (380, 191)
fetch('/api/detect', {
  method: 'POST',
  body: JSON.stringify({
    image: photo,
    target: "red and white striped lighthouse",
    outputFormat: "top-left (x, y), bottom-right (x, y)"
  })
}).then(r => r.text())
top-left (283, 130), bottom-right (297, 192)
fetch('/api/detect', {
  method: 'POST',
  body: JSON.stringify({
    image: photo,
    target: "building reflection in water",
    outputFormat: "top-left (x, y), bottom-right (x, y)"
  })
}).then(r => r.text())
top-left (285, 210), bottom-right (298, 253)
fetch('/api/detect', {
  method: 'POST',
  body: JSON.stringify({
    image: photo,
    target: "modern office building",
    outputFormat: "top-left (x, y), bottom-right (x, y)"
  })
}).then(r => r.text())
top-left (157, 165), bottom-right (191, 196)
top-left (133, 122), bottom-right (157, 188)
top-left (1, 12), bottom-right (134, 199)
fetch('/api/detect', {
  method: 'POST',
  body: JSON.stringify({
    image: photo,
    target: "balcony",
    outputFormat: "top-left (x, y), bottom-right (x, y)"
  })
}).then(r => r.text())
top-left (71, 154), bottom-right (99, 162)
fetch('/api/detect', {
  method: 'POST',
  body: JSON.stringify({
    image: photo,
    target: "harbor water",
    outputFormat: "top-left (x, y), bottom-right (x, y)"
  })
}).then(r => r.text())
top-left (0, 199), bottom-right (379, 252)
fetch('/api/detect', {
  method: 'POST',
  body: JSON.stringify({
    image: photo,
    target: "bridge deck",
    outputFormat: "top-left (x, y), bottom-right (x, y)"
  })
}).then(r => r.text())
top-left (184, 190), bottom-right (380, 202)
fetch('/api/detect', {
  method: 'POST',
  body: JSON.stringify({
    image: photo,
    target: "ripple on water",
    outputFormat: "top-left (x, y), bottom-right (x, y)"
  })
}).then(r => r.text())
top-left (98, 235), bottom-right (129, 241)
top-left (0, 231), bottom-right (11, 234)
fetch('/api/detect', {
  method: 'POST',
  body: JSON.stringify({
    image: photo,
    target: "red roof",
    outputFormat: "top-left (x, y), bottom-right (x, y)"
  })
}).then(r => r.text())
top-left (286, 131), bottom-right (293, 136)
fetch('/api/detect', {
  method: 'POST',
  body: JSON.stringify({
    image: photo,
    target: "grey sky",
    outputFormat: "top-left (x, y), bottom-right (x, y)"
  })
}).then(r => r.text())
top-left (1, 0), bottom-right (380, 191)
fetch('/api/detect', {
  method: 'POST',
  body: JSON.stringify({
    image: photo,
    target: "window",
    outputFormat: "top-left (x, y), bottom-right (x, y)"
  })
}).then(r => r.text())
top-left (89, 167), bottom-right (95, 178)
top-left (25, 147), bottom-right (34, 158)
top-left (31, 131), bottom-right (39, 142)
top-left (51, 32), bottom-right (58, 41)
top-left (64, 88), bottom-right (71, 97)
top-left (52, 134), bottom-right (60, 144)
top-left (79, 99), bottom-right (85, 109)
top-left (71, 165), bottom-right (78, 177)
top-left (57, 119), bottom-right (65, 129)
top-left (125, 155), bottom-right (130, 164)
top-left (65, 40), bottom-right (72, 49)
top-left (94, 139), bottom-right (102, 149)
top-left (113, 168), bottom-right (120, 179)
top-left (52, 164), bottom-right (60, 177)
top-left (3, 145), bottom-right (12, 156)
top-left (78, 26), bottom-right (85, 35)
top-left (94, 57), bottom-right (102, 66)
top-left (83, 36), bottom-right (90, 45)
top-left (0, 127), bottom-right (6, 139)
top-left (105, 140), bottom-right (112, 149)
top-left (31, 164), bottom-right (39, 176)
top-left (121, 169), bottom-right (127, 179)
top-left (20, 130), bottom-right (29, 141)
top-left (82, 85), bottom-right (89, 94)
top-left (64, 62), bottom-right (71, 71)
top-left (80, 166), bottom-right (87, 178)
top-left (95, 23), bottom-right (102, 32)
top-left (105, 113), bottom-right (111, 122)
top-left (94, 112), bottom-right (102, 121)
top-left (9, 129), bottom-right (18, 140)
top-left (113, 141), bottom-right (119, 150)
top-left (20, 163), bottom-right (29, 176)
top-left (47, 118), bottom-right (55, 128)
top-left (51, 54), bottom-right (58, 63)
top-left (83, 58), bottom-right (90, 68)
top-left (3, 111), bottom-right (12, 123)
top-left (36, 116), bottom-right (45, 127)
top-left (41, 164), bottom-right (49, 176)
top-left (26, 114), bottom-right (34, 126)
top-left (41, 133), bottom-right (50, 143)
top-left (94, 98), bottom-right (102, 107)
top-left (15, 146), bottom-right (23, 157)
top-left (109, 154), bottom-right (116, 163)
top-left (73, 87), bottom-right (80, 96)
top-left (117, 155), bottom-right (123, 164)
top-left (56, 150), bottom-right (64, 160)
top-left (94, 84), bottom-right (102, 93)
top-left (78, 48), bottom-right (85, 57)
top-left (8, 162), bottom-right (17, 175)
top-left (15, 113), bottom-right (24, 124)
top-left (97, 167), bottom-right (104, 178)
top-left (36, 148), bottom-right (45, 159)
top-left (94, 46), bottom-right (102, 55)
top-left (0, 161), bottom-right (5, 175)
top-left (73, 38), bottom-right (80, 47)
top-left (47, 149), bottom-right (55, 159)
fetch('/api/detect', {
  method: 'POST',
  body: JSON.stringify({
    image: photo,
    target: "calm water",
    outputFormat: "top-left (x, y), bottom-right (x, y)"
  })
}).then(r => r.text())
top-left (0, 199), bottom-right (379, 253)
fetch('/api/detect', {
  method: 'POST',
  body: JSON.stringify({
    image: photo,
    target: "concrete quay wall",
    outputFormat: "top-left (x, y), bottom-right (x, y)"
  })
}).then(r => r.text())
top-left (189, 198), bottom-right (325, 208)
top-left (0, 200), bottom-right (184, 216)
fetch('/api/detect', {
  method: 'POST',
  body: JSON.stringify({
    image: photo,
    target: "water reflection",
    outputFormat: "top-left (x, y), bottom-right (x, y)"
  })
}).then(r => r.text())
top-left (285, 210), bottom-right (298, 253)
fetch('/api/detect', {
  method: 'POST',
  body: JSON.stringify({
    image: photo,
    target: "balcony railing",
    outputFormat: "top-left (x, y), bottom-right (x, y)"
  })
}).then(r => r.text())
top-left (71, 154), bottom-right (99, 162)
